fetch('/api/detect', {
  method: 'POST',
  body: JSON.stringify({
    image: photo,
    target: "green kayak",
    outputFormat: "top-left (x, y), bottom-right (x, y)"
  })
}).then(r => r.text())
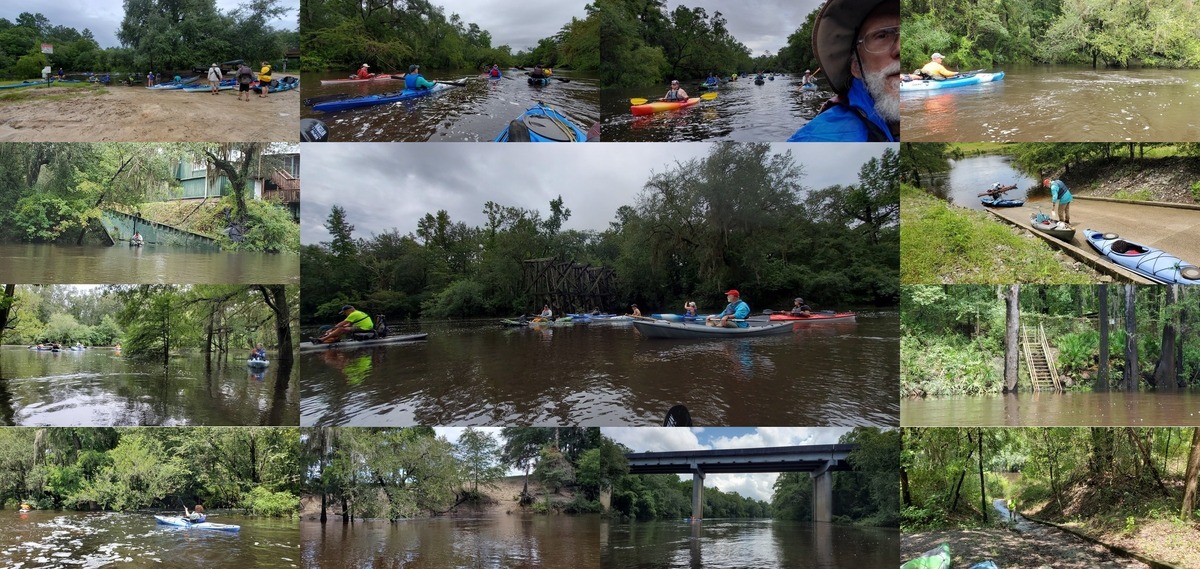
top-left (901, 544), bottom-right (950, 569)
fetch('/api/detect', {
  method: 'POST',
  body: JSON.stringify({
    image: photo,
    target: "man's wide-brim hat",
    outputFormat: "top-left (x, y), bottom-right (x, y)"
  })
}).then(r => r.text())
top-left (813, 0), bottom-right (891, 94)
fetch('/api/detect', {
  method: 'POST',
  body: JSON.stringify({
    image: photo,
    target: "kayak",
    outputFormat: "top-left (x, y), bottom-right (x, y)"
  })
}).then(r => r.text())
top-left (299, 333), bottom-right (430, 352)
top-left (254, 76), bottom-right (299, 93)
top-left (149, 77), bottom-right (200, 90)
top-left (699, 83), bottom-right (718, 90)
top-left (494, 103), bottom-right (587, 142)
top-left (649, 313), bottom-right (701, 322)
top-left (528, 76), bottom-right (551, 86)
top-left (529, 317), bottom-right (575, 326)
top-left (246, 359), bottom-right (269, 368)
top-left (633, 319), bottom-right (795, 339)
top-left (981, 196), bottom-right (1024, 207)
top-left (501, 319), bottom-right (528, 327)
top-left (768, 312), bottom-right (857, 323)
top-left (155, 515), bottom-right (240, 532)
top-left (801, 83), bottom-right (817, 91)
top-left (0, 80), bottom-right (46, 90)
top-left (901, 543), bottom-right (950, 569)
top-left (769, 76), bottom-right (774, 81)
top-left (754, 78), bottom-right (765, 85)
top-left (1029, 213), bottom-right (1076, 242)
top-left (319, 75), bottom-right (399, 85)
top-left (182, 79), bottom-right (235, 92)
top-left (900, 71), bottom-right (1004, 92)
top-left (1083, 229), bottom-right (1200, 284)
top-left (630, 97), bottom-right (701, 116)
top-left (313, 81), bottom-right (464, 112)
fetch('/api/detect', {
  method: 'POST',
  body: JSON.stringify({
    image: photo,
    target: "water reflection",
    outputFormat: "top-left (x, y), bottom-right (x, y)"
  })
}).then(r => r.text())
top-left (924, 155), bottom-right (1041, 211)
top-left (0, 243), bottom-right (298, 284)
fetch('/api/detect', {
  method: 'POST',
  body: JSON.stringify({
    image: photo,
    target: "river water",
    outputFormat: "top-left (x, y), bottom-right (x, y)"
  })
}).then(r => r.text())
top-left (601, 74), bottom-right (828, 142)
top-left (900, 390), bottom-right (1200, 426)
top-left (300, 313), bottom-right (899, 427)
top-left (901, 65), bottom-right (1200, 142)
top-left (925, 154), bottom-right (1042, 211)
top-left (602, 519), bottom-right (899, 568)
top-left (301, 515), bottom-right (600, 568)
top-left (1, 510), bottom-right (298, 569)
top-left (0, 243), bottom-right (298, 284)
top-left (0, 347), bottom-right (299, 426)
top-left (300, 70), bottom-right (600, 142)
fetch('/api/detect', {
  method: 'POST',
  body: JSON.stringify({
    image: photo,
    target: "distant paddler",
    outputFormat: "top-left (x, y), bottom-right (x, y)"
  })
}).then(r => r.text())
top-left (404, 64), bottom-right (436, 91)
top-left (131, 231), bottom-right (144, 246)
top-left (356, 63), bottom-right (373, 80)
top-left (919, 53), bottom-right (959, 80)
top-left (313, 305), bottom-right (373, 344)
top-left (488, 64), bottom-right (501, 78)
top-left (532, 305), bottom-right (553, 323)
top-left (19, 501), bottom-right (32, 513)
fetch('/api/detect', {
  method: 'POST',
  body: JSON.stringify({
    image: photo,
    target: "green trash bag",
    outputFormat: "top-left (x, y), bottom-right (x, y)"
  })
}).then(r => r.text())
top-left (900, 543), bottom-right (950, 569)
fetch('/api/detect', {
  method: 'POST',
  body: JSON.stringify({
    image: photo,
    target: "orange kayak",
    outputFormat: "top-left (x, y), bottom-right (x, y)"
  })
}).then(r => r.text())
top-left (631, 97), bottom-right (700, 116)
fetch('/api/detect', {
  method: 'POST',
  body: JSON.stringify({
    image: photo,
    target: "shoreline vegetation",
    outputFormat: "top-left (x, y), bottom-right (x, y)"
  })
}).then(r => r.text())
top-left (902, 0), bottom-right (1200, 70)
top-left (903, 428), bottom-right (1200, 569)
top-left (0, 427), bottom-right (299, 518)
top-left (299, 1), bottom-right (598, 74)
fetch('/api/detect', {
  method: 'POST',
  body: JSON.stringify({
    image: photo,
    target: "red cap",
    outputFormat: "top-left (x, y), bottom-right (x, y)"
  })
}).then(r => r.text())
top-left (1043, 179), bottom-right (1051, 186)
top-left (724, 289), bottom-right (740, 297)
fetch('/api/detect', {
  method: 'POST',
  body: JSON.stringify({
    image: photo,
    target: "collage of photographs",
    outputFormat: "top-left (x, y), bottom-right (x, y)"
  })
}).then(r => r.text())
top-left (0, 0), bottom-right (1197, 567)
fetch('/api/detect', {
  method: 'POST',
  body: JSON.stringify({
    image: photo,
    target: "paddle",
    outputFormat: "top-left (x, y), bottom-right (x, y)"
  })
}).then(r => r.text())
top-left (629, 92), bottom-right (718, 106)
top-left (663, 405), bottom-right (693, 427)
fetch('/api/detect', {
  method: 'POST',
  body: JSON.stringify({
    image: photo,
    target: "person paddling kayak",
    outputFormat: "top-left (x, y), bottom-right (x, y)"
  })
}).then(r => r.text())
top-left (315, 305), bottom-right (374, 344)
top-left (790, 297), bottom-right (812, 317)
top-left (356, 64), bottom-right (373, 79)
top-left (664, 80), bottom-right (689, 101)
top-left (405, 64), bottom-right (436, 90)
top-left (919, 53), bottom-right (959, 80)
top-left (250, 343), bottom-right (266, 361)
top-left (706, 289), bottom-right (750, 328)
top-left (185, 504), bottom-right (206, 523)
top-left (488, 64), bottom-right (501, 78)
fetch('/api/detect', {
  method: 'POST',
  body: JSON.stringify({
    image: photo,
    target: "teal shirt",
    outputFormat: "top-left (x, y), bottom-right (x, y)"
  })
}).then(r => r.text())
top-left (1050, 180), bottom-right (1072, 204)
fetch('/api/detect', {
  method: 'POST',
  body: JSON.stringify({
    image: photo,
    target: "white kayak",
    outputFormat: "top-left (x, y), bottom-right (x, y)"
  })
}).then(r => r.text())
top-left (154, 515), bottom-right (240, 532)
top-left (900, 71), bottom-right (1005, 92)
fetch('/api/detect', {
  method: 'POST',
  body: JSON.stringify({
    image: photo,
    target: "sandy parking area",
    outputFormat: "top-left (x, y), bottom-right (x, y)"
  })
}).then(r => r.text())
top-left (0, 76), bottom-right (300, 142)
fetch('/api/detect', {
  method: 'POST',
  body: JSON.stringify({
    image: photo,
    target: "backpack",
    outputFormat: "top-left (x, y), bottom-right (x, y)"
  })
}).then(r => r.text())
top-left (238, 70), bottom-right (252, 85)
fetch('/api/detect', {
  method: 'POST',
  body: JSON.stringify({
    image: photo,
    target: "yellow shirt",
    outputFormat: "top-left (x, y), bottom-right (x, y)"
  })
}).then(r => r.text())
top-left (920, 61), bottom-right (957, 78)
top-left (344, 310), bottom-right (373, 331)
top-left (259, 65), bottom-right (272, 82)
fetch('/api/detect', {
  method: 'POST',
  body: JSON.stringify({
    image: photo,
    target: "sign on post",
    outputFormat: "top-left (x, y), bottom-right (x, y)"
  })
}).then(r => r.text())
top-left (41, 43), bottom-right (53, 54)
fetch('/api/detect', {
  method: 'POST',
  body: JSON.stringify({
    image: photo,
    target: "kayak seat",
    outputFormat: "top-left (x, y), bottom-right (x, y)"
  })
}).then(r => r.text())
top-left (524, 114), bottom-right (574, 142)
top-left (1111, 240), bottom-right (1146, 255)
top-left (504, 119), bottom-right (532, 142)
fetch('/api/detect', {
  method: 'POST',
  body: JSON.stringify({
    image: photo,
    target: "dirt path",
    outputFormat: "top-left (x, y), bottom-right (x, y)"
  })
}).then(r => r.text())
top-left (0, 77), bottom-right (300, 142)
top-left (903, 526), bottom-right (1151, 569)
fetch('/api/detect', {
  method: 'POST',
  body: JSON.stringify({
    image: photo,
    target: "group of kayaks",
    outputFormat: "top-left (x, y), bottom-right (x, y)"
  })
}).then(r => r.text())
top-left (502, 310), bottom-right (856, 339)
top-left (502, 314), bottom-right (634, 327)
top-left (149, 75), bottom-right (298, 93)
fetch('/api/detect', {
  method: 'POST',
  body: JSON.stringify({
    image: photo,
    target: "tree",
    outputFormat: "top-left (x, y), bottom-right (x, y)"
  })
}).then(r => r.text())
top-left (1004, 285), bottom-right (1020, 392)
top-left (1183, 428), bottom-right (1200, 521)
top-left (455, 428), bottom-right (503, 494)
top-left (1121, 284), bottom-right (1138, 391)
top-left (1152, 285), bottom-right (1178, 392)
top-left (1098, 284), bottom-right (1109, 391)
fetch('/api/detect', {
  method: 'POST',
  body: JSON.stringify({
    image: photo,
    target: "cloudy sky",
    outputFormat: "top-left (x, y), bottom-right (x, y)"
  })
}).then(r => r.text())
top-left (438, 0), bottom-right (590, 52)
top-left (663, 0), bottom-right (825, 55)
top-left (300, 142), bottom-right (894, 245)
top-left (4, 0), bottom-right (298, 49)
top-left (434, 427), bottom-right (848, 501)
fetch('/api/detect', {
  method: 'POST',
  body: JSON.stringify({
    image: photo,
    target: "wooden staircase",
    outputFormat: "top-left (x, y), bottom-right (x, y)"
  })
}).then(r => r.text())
top-left (1021, 323), bottom-right (1062, 392)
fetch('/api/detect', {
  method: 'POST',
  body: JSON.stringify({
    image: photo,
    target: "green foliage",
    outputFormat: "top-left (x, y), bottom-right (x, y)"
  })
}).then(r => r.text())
top-left (1055, 330), bottom-right (1098, 375)
top-left (241, 487), bottom-right (299, 518)
top-left (1190, 182), bottom-right (1200, 202)
top-left (71, 432), bottom-right (187, 511)
top-left (455, 428), bottom-right (505, 494)
top-left (600, 0), bottom-right (751, 86)
top-left (420, 279), bottom-right (488, 319)
top-left (563, 495), bottom-right (603, 514)
top-left (1112, 189), bottom-right (1152, 201)
top-left (534, 445), bottom-right (576, 494)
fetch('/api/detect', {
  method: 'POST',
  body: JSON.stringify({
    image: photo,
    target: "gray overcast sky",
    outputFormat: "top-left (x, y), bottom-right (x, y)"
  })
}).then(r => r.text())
top-left (4, 0), bottom-right (298, 49)
top-left (300, 142), bottom-right (895, 245)
top-left (439, 0), bottom-right (590, 52)
top-left (664, 0), bottom-right (824, 55)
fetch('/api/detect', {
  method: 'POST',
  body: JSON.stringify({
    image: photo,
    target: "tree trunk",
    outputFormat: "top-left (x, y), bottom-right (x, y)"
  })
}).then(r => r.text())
top-left (900, 430), bottom-right (913, 507)
top-left (0, 284), bottom-right (15, 344)
top-left (320, 492), bottom-right (327, 523)
top-left (978, 428), bottom-right (987, 524)
top-left (1121, 285), bottom-right (1138, 391)
top-left (1127, 428), bottom-right (1169, 496)
top-left (1004, 285), bottom-right (1020, 392)
top-left (1182, 428), bottom-right (1200, 521)
top-left (950, 432), bottom-right (976, 512)
top-left (1153, 285), bottom-right (1178, 391)
top-left (256, 285), bottom-right (293, 371)
top-left (1098, 284), bottom-right (1109, 390)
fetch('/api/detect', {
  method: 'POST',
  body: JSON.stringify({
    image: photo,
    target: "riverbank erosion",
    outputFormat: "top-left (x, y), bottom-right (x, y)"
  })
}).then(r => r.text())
top-left (902, 526), bottom-right (1152, 568)
top-left (0, 78), bottom-right (300, 142)
top-left (300, 476), bottom-right (580, 521)
top-left (900, 184), bottom-right (1099, 284)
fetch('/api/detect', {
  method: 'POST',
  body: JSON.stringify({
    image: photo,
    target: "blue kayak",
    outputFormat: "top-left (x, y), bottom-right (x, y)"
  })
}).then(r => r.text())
top-left (0, 80), bottom-right (46, 90)
top-left (528, 76), bottom-right (551, 86)
top-left (313, 81), bottom-right (464, 112)
top-left (649, 313), bottom-right (702, 322)
top-left (1084, 229), bottom-right (1200, 284)
top-left (494, 103), bottom-right (587, 142)
top-left (981, 196), bottom-right (1024, 207)
top-left (900, 71), bottom-right (1004, 92)
top-left (801, 83), bottom-right (817, 91)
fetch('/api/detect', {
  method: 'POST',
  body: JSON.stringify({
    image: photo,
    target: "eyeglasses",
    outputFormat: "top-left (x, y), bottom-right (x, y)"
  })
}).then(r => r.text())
top-left (856, 26), bottom-right (899, 54)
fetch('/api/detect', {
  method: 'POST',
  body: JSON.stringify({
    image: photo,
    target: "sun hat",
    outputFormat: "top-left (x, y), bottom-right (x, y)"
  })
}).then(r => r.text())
top-left (812, 0), bottom-right (894, 94)
top-left (931, 52), bottom-right (944, 59)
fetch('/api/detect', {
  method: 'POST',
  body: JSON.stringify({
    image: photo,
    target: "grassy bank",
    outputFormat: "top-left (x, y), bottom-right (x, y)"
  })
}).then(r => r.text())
top-left (0, 82), bottom-right (102, 103)
top-left (946, 143), bottom-right (1015, 157)
top-left (900, 184), bottom-right (1095, 284)
top-left (138, 198), bottom-right (299, 253)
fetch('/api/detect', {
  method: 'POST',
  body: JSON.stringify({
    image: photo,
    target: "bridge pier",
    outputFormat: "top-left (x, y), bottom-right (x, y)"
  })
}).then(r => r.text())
top-left (812, 470), bottom-right (833, 522)
top-left (691, 467), bottom-right (705, 520)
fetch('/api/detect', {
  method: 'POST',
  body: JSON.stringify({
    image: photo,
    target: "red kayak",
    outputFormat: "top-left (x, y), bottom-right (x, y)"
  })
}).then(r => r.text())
top-left (769, 312), bottom-right (856, 323)
top-left (319, 75), bottom-right (400, 85)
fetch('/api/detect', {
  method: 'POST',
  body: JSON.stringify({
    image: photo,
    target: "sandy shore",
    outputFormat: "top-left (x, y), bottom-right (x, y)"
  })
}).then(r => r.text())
top-left (0, 76), bottom-right (300, 142)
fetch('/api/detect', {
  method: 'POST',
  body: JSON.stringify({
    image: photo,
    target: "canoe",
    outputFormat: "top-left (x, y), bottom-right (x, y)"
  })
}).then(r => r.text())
top-left (254, 76), bottom-right (299, 93)
top-left (299, 333), bottom-right (429, 352)
top-left (155, 515), bottom-right (240, 532)
top-left (0, 80), bottom-right (46, 90)
top-left (1083, 229), bottom-right (1200, 284)
top-left (981, 196), bottom-right (1024, 207)
top-left (768, 312), bottom-right (857, 323)
top-left (900, 71), bottom-right (1004, 92)
top-left (630, 97), bottom-right (700, 116)
top-left (901, 543), bottom-right (950, 569)
top-left (528, 76), bottom-right (551, 86)
top-left (246, 359), bottom-right (269, 368)
top-left (494, 103), bottom-right (587, 142)
top-left (149, 77), bottom-right (201, 90)
top-left (633, 319), bottom-right (795, 339)
top-left (313, 81), bottom-right (463, 112)
top-left (319, 75), bottom-right (399, 85)
top-left (1029, 214), bottom-right (1076, 242)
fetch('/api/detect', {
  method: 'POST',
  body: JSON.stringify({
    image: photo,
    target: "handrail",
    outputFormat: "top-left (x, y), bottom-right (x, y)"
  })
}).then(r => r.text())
top-left (1020, 325), bottom-right (1040, 392)
top-left (1039, 322), bottom-right (1063, 391)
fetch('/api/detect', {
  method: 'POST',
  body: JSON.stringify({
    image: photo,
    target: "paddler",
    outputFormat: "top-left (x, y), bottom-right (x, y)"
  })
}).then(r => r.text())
top-left (630, 304), bottom-right (642, 317)
top-left (488, 64), bottom-right (501, 78)
top-left (919, 53), bottom-right (959, 80)
top-left (19, 501), bottom-right (32, 512)
top-left (706, 289), bottom-right (750, 328)
top-left (250, 343), bottom-right (267, 361)
top-left (1044, 179), bottom-right (1073, 226)
top-left (533, 305), bottom-right (553, 323)
top-left (683, 301), bottom-right (698, 318)
top-left (790, 297), bottom-right (812, 317)
top-left (404, 64), bottom-right (437, 90)
top-left (664, 80), bottom-right (689, 101)
top-left (185, 504), bottom-right (206, 523)
top-left (356, 63), bottom-right (372, 79)
top-left (315, 305), bottom-right (374, 344)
